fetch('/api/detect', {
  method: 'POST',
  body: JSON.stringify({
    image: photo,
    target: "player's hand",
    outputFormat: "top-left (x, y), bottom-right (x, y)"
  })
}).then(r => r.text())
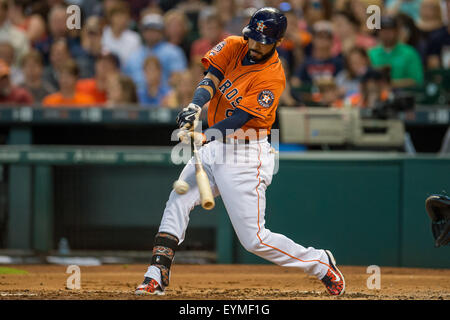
top-left (177, 127), bottom-right (206, 146)
top-left (176, 103), bottom-right (201, 129)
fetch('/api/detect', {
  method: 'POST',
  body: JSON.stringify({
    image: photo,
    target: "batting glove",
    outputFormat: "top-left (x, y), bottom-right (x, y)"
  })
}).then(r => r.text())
top-left (176, 103), bottom-right (201, 129)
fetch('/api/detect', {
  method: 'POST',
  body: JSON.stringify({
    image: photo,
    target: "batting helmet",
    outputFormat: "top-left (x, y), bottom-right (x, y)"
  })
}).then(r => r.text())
top-left (242, 7), bottom-right (287, 45)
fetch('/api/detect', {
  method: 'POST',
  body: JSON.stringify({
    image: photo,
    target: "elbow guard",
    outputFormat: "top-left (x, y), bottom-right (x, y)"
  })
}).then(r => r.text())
top-left (198, 78), bottom-right (216, 96)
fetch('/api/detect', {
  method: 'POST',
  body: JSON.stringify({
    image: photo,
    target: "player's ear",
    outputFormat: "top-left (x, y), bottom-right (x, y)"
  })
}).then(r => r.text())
top-left (276, 38), bottom-right (284, 47)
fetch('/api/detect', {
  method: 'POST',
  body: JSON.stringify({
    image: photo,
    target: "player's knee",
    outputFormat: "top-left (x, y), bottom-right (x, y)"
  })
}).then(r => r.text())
top-left (240, 237), bottom-right (265, 254)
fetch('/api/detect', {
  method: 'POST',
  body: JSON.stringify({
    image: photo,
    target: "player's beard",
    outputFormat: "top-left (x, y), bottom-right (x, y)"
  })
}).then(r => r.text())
top-left (247, 44), bottom-right (277, 63)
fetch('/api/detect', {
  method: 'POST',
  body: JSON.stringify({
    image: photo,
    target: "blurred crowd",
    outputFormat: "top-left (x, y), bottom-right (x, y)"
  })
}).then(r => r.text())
top-left (0, 0), bottom-right (449, 109)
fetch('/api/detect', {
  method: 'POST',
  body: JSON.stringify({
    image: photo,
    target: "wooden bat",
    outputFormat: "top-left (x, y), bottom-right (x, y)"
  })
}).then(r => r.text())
top-left (191, 135), bottom-right (215, 210)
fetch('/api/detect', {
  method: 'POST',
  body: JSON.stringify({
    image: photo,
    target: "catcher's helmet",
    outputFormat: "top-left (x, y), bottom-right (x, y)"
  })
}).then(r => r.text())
top-left (242, 7), bottom-right (287, 44)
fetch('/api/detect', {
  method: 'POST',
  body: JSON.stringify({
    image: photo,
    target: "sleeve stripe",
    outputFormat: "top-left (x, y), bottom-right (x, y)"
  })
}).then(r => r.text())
top-left (209, 59), bottom-right (226, 75)
top-left (207, 65), bottom-right (224, 82)
top-left (236, 105), bottom-right (266, 119)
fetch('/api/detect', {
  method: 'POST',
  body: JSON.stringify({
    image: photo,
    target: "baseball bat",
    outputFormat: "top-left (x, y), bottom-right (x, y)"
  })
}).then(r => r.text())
top-left (192, 133), bottom-right (215, 210)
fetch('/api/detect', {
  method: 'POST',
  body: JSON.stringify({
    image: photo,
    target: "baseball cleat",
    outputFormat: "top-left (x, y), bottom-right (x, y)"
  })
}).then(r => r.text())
top-left (135, 277), bottom-right (165, 296)
top-left (320, 250), bottom-right (346, 296)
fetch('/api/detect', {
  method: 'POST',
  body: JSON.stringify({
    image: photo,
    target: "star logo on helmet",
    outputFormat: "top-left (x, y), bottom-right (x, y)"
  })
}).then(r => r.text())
top-left (256, 20), bottom-right (266, 32)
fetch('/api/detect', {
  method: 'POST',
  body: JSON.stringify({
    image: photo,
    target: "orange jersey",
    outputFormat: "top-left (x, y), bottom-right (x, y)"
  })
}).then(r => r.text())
top-left (42, 92), bottom-right (97, 107)
top-left (76, 79), bottom-right (107, 104)
top-left (201, 36), bottom-right (286, 135)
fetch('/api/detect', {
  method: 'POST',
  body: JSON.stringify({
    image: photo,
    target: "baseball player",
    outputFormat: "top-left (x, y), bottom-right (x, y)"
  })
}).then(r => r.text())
top-left (135, 7), bottom-right (345, 296)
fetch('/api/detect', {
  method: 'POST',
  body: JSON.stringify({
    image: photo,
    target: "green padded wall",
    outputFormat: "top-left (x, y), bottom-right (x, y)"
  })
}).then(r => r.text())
top-left (401, 159), bottom-right (450, 268)
top-left (235, 159), bottom-right (402, 267)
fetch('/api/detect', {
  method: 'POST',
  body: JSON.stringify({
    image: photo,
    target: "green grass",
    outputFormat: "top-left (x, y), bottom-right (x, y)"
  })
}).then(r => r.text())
top-left (0, 267), bottom-right (28, 275)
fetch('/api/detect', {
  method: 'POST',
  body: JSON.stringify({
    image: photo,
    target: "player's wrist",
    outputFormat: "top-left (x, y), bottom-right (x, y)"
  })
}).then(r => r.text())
top-left (187, 103), bottom-right (201, 111)
top-left (191, 87), bottom-right (211, 108)
top-left (198, 78), bottom-right (217, 97)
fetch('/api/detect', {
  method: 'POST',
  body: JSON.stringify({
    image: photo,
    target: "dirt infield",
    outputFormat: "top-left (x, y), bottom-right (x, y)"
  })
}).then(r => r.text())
top-left (0, 264), bottom-right (449, 300)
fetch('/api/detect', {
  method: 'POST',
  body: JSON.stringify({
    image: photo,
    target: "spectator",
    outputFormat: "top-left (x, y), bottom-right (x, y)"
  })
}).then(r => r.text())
top-left (303, 0), bottom-right (332, 28)
top-left (286, 0), bottom-right (308, 16)
top-left (338, 0), bottom-right (384, 34)
top-left (345, 68), bottom-right (392, 108)
top-left (76, 16), bottom-right (105, 79)
top-left (105, 73), bottom-right (138, 107)
top-left (0, 0), bottom-right (29, 66)
top-left (335, 47), bottom-right (371, 98)
top-left (212, 0), bottom-right (254, 36)
top-left (134, 1), bottom-right (163, 22)
top-left (163, 9), bottom-right (192, 62)
top-left (101, 1), bottom-right (142, 67)
top-left (138, 6), bottom-right (164, 20)
top-left (0, 58), bottom-right (33, 104)
top-left (162, 70), bottom-right (195, 109)
top-left (19, 49), bottom-right (56, 103)
top-left (277, 8), bottom-right (310, 77)
top-left (212, 0), bottom-right (236, 33)
top-left (8, 0), bottom-right (46, 45)
top-left (397, 13), bottom-right (425, 50)
top-left (0, 41), bottom-right (23, 85)
top-left (368, 16), bottom-right (424, 89)
top-left (76, 53), bottom-right (121, 105)
top-left (416, 0), bottom-right (447, 63)
top-left (190, 7), bottom-right (230, 63)
top-left (189, 58), bottom-right (206, 85)
top-left (292, 21), bottom-right (343, 87)
top-left (426, 0), bottom-right (450, 69)
top-left (25, 0), bottom-right (50, 19)
top-left (417, 0), bottom-right (444, 35)
top-left (331, 11), bottom-right (376, 57)
top-left (46, 3), bottom-right (69, 39)
top-left (311, 77), bottom-right (344, 108)
top-left (42, 59), bottom-right (96, 107)
top-left (76, 0), bottom-right (103, 19)
top-left (175, 0), bottom-right (205, 15)
top-left (42, 39), bottom-right (72, 90)
top-left (279, 80), bottom-right (299, 107)
top-left (396, 13), bottom-right (429, 65)
top-left (34, 4), bottom-right (82, 65)
top-left (334, 0), bottom-right (350, 10)
top-left (123, 13), bottom-right (187, 95)
top-left (101, 0), bottom-right (123, 18)
top-left (138, 56), bottom-right (170, 107)
top-left (386, 0), bottom-right (422, 22)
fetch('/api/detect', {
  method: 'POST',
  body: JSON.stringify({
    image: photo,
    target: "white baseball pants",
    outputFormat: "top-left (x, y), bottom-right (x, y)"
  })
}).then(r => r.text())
top-left (145, 138), bottom-right (331, 288)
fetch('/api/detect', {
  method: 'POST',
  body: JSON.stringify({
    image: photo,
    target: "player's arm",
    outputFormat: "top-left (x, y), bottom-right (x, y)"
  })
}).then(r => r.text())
top-left (196, 66), bottom-right (223, 102)
top-left (207, 109), bottom-right (254, 136)
top-left (176, 66), bottom-right (221, 129)
top-left (179, 107), bottom-right (255, 145)
top-left (177, 65), bottom-right (254, 144)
